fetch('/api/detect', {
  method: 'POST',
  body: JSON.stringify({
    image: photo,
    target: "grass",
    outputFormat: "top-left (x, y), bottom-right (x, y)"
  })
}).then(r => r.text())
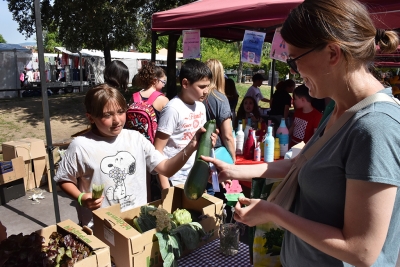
top-left (235, 83), bottom-right (272, 111)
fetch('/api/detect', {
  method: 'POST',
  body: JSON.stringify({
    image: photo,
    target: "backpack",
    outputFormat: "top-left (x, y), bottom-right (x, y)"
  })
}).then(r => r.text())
top-left (125, 91), bottom-right (163, 143)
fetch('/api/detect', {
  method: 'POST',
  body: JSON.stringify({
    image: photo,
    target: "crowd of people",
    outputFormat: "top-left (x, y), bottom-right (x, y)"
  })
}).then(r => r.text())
top-left (2, 0), bottom-right (400, 265)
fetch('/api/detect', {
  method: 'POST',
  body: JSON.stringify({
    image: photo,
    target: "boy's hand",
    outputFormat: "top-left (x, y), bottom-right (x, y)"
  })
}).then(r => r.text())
top-left (190, 127), bottom-right (219, 149)
top-left (81, 193), bottom-right (104, 210)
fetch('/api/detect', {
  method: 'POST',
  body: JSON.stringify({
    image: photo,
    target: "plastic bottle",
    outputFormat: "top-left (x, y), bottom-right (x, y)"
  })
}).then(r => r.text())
top-left (254, 141), bottom-right (261, 161)
top-left (274, 138), bottom-right (280, 160)
top-left (243, 128), bottom-right (255, 160)
top-left (276, 118), bottom-right (289, 157)
top-left (244, 118), bottom-right (252, 143)
top-left (236, 122), bottom-right (244, 155)
top-left (263, 126), bottom-right (274, 162)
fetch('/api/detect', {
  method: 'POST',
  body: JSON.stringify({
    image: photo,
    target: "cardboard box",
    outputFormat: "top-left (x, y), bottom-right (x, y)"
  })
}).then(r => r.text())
top-left (2, 138), bottom-right (46, 161)
top-left (92, 184), bottom-right (223, 267)
top-left (32, 156), bottom-right (46, 188)
top-left (0, 178), bottom-right (26, 205)
top-left (37, 219), bottom-right (111, 267)
top-left (23, 169), bottom-right (35, 191)
top-left (0, 157), bottom-right (25, 185)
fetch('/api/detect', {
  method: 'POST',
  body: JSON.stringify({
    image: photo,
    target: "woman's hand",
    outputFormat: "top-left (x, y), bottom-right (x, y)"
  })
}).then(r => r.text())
top-left (201, 155), bottom-right (236, 182)
top-left (233, 197), bottom-right (274, 227)
top-left (81, 193), bottom-right (104, 210)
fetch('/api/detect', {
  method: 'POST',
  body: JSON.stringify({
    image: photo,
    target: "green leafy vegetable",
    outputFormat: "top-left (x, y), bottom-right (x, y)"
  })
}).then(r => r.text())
top-left (172, 208), bottom-right (192, 226)
top-left (262, 228), bottom-right (285, 256)
top-left (92, 183), bottom-right (104, 199)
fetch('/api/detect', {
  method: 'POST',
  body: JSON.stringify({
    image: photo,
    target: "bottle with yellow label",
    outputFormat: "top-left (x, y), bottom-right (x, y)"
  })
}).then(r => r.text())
top-left (274, 138), bottom-right (280, 160)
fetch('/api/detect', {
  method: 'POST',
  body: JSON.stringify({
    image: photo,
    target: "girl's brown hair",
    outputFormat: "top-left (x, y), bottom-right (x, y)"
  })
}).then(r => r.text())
top-left (85, 84), bottom-right (127, 120)
top-left (135, 61), bottom-right (165, 89)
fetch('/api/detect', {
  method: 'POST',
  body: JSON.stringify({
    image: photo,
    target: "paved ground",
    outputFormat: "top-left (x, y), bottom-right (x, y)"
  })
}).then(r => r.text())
top-left (1, 186), bottom-right (78, 236)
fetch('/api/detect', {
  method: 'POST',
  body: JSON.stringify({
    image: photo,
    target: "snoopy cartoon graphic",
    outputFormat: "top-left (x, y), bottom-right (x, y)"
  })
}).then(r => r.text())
top-left (100, 151), bottom-right (136, 207)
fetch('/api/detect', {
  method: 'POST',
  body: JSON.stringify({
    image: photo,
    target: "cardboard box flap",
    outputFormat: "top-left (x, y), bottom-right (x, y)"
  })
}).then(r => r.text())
top-left (12, 157), bottom-right (26, 178)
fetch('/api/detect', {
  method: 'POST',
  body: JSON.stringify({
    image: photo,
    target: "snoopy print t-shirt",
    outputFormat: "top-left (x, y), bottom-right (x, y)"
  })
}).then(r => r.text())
top-left (157, 96), bottom-right (207, 186)
top-left (54, 129), bottom-right (166, 226)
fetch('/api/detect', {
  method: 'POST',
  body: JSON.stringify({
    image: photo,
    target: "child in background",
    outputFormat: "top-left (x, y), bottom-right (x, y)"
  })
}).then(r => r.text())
top-left (289, 84), bottom-right (322, 148)
top-left (133, 62), bottom-right (169, 121)
top-left (103, 60), bottom-right (130, 93)
top-left (154, 59), bottom-right (212, 189)
top-left (244, 73), bottom-right (270, 105)
top-left (235, 96), bottom-right (261, 130)
top-left (269, 79), bottom-right (296, 125)
top-left (54, 84), bottom-right (214, 227)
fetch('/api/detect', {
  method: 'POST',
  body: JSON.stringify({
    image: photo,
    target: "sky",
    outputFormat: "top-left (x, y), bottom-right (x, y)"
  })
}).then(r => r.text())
top-left (0, 1), bottom-right (36, 44)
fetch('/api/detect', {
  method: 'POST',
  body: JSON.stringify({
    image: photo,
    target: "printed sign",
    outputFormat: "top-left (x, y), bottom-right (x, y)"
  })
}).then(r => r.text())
top-left (241, 30), bottom-right (266, 65)
top-left (183, 30), bottom-right (201, 59)
top-left (270, 27), bottom-right (289, 62)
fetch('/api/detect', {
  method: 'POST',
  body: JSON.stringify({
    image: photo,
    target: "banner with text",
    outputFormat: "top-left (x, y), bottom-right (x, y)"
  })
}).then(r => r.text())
top-left (241, 30), bottom-right (266, 65)
top-left (270, 27), bottom-right (289, 62)
top-left (183, 30), bottom-right (201, 59)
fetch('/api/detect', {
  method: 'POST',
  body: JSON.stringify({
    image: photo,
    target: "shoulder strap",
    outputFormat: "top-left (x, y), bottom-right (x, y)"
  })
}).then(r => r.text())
top-left (303, 93), bottom-right (398, 159)
top-left (132, 92), bottom-right (142, 103)
top-left (147, 91), bottom-right (163, 105)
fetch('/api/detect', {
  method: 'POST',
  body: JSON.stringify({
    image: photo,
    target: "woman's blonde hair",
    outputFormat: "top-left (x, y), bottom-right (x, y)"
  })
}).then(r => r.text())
top-left (206, 59), bottom-right (226, 98)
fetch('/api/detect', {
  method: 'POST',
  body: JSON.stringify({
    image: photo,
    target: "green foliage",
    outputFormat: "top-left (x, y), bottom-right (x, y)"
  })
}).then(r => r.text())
top-left (262, 228), bottom-right (285, 256)
top-left (43, 29), bottom-right (62, 53)
top-left (0, 34), bottom-right (6, 43)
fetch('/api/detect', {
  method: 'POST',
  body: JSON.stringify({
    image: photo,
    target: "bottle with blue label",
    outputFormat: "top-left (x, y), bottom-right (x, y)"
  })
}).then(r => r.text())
top-left (276, 118), bottom-right (289, 157)
top-left (263, 126), bottom-right (274, 162)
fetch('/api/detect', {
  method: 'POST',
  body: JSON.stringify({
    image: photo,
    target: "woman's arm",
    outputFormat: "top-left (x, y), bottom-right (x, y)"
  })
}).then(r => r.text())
top-left (219, 118), bottom-right (236, 162)
top-left (234, 179), bottom-right (397, 267)
top-left (201, 156), bottom-right (293, 182)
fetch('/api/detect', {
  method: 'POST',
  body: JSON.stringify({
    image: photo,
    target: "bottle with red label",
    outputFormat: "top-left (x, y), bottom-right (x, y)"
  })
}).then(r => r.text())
top-left (243, 128), bottom-right (255, 160)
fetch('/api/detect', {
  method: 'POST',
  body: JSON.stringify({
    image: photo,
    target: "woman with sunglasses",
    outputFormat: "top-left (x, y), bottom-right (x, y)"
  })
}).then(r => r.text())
top-left (133, 62), bottom-right (169, 122)
top-left (203, 0), bottom-right (400, 266)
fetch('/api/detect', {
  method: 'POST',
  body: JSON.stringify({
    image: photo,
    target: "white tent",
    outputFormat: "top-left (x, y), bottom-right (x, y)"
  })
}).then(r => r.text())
top-left (0, 44), bottom-right (32, 98)
top-left (54, 47), bottom-right (183, 84)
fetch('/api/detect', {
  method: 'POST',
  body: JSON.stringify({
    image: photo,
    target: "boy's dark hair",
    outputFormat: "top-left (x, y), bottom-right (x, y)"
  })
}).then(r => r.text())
top-left (252, 73), bottom-right (265, 82)
top-left (293, 84), bottom-right (312, 103)
top-left (179, 59), bottom-right (212, 85)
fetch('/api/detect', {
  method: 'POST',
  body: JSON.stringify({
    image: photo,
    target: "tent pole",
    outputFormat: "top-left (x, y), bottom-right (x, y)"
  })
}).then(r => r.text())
top-left (14, 48), bottom-right (18, 90)
top-left (151, 32), bottom-right (157, 62)
top-left (78, 51), bottom-right (83, 92)
top-left (34, 0), bottom-right (61, 223)
top-left (270, 59), bottom-right (276, 97)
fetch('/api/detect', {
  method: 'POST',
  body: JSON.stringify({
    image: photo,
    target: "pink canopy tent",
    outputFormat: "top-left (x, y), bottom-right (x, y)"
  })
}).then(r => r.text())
top-left (375, 45), bottom-right (400, 67)
top-left (152, 0), bottom-right (400, 42)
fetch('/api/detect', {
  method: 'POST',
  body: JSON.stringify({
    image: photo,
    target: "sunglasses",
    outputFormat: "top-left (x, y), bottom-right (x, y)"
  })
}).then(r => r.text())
top-left (286, 46), bottom-right (320, 74)
top-left (158, 79), bottom-right (166, 85)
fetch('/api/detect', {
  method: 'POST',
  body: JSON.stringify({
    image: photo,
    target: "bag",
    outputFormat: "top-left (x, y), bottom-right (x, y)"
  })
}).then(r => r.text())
top-left (125, 91), bottom-right (163, 143)
top-left (214, 146), bottom-right (234, 164)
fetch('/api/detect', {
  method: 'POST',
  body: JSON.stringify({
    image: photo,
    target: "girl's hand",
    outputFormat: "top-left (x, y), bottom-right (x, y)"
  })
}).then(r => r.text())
top-left (81, 193), bottom-right (104, 210)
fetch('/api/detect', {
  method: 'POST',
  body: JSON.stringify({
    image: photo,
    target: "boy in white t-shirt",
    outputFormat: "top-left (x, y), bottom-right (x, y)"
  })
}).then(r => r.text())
top-left (154, 59), bottom-right (213, 189)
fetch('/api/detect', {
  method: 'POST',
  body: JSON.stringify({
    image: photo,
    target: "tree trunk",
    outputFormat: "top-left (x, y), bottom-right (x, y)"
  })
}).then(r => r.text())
top-left (236, 41), bottom-right (243, 83)
top-left (104, 44), bottom-right (112, 67)
top-left (166, 34), bottom-right (180, 99)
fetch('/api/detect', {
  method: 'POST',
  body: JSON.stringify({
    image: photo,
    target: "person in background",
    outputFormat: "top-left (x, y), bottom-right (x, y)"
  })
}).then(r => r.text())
top-left (133, 62), bottom-right (169, 121)
top-left (235, 96), bottom-right (261, 129)
top-left (205, 59), bottom-right (236, 164)
top-left (104, 60), bottom-right (129, 93)
top-left (54, 83), bottom-right (215, 227)
top-left (289, 84), bottom-right (322, 147)
top-left (202, 0), bottom-right (400, 266)
top-left (224, 78), bottom-right (239, 124)
top-left (269, 79), bottom-right (296, 126)
top-left (244, 73), bottom-right (270, 105)
top-left (154, 59), bottom-right (213, 190)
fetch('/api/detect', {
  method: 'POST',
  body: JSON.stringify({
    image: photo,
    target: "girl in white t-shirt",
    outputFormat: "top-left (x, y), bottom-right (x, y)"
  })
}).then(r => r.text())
top-left (54, 83), bottom-right (216, 227)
